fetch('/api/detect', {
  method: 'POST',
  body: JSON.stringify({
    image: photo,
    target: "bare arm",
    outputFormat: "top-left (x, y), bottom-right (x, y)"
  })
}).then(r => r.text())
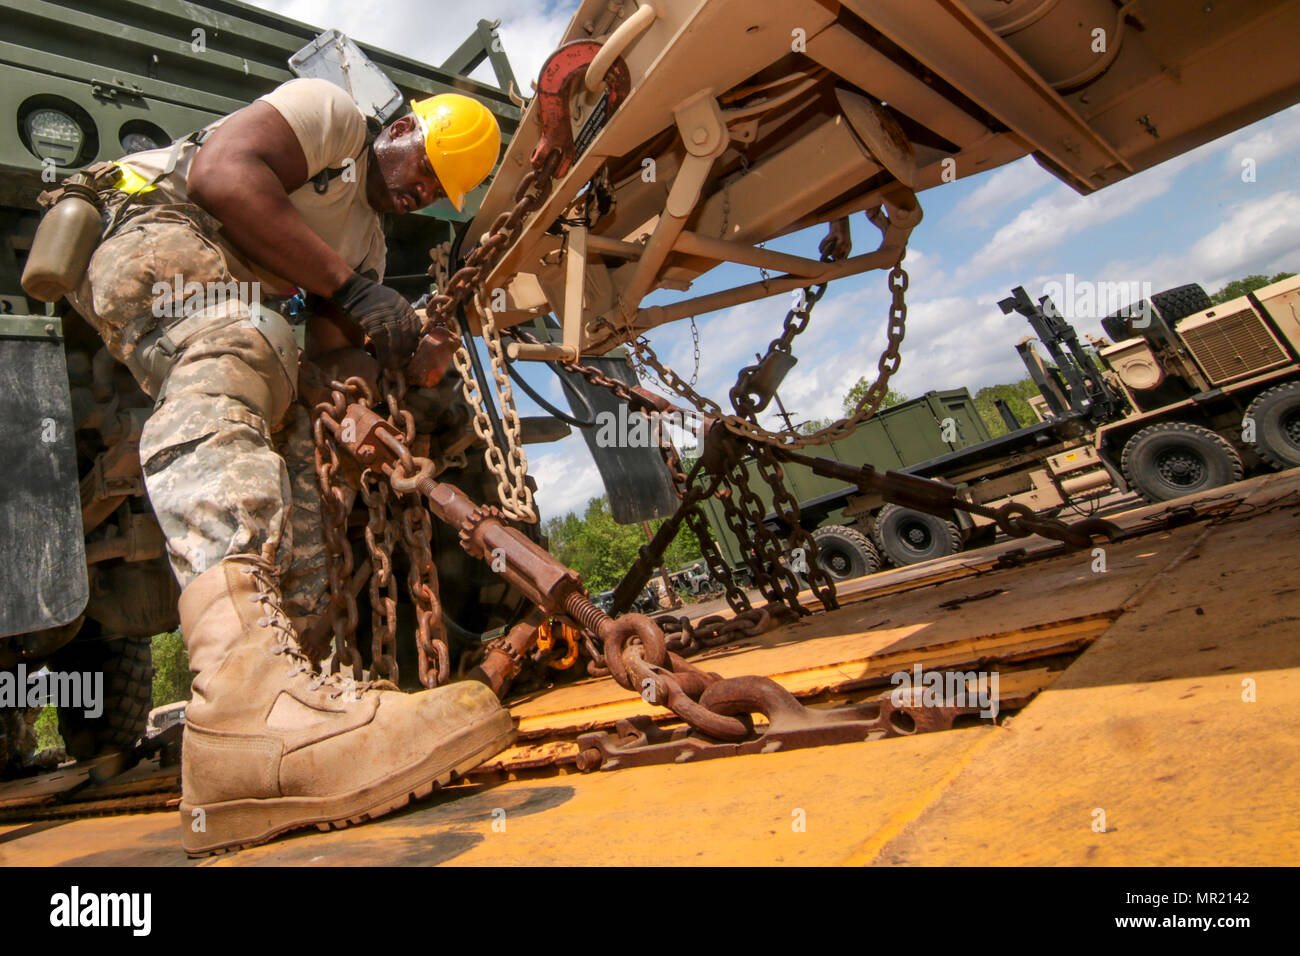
top-left (187, 101), bottom-right (355, 296)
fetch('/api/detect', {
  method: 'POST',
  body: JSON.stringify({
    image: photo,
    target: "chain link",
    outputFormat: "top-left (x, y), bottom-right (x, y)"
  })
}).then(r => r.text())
top-left (442, 295), bottom-right (537, 523)
top-left (309, 149), bottom-right (568, 679)
top-left (296, 76), bottom-right (1115, 759)
top-left (422, 150), bottom-right (562, 525)
top-left (688, 316), bottom-right (701, 387)
top-left (479, 289), bottom-right (536, 523)
top-left (652, 440), bottom-right (752, 616)
top-left (360, 471), bottom-right (400, 683)
top-left (397, 489), bottom-right (450, 688)
top-left (656, 605), bottom-right (798, 656)
top-left (310, 370), bottom-right (456, 689)
top-left (621, 257), bottom-right (908, 449)
top-left (301, 72), bottom-right (928, 749)
top-left (751, 445), bottom-right (839, 612)
top-left (311, 378), bottom-right (369, 680)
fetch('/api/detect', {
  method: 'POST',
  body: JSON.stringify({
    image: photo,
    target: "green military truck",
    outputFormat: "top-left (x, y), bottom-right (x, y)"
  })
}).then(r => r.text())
top-left (698, 389), bottom-right (994, 579)
top-left (0, 0), bottom-right (525, 774)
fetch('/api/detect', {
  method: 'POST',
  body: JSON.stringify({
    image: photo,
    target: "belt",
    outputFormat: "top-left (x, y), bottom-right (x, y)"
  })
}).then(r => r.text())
top-left (121, 306), bottom-right (247, 400)
top-left (121, 300), bottom-right (299, 404)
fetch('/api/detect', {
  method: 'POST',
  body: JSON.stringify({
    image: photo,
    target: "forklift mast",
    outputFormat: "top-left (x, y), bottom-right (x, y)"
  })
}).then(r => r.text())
top-left (1000, 286), bottom-right (1123, 423)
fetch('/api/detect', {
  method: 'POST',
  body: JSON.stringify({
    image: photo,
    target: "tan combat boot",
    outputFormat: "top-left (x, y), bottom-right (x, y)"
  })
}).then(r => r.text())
top-left (176, 555), bottom-right (515, 855)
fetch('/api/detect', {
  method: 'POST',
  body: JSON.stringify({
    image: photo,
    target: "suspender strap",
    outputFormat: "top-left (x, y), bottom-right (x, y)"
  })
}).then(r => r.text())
top-left (310, 118), bottom-right (379, 194)
top-left (103, 127), bottom-right (212, 237)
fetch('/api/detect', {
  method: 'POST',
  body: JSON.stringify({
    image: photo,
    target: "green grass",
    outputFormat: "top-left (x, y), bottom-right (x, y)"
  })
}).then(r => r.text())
top-left (33, 705), bottom-right (64, 752)
top-left (151, 629), bottom-right (192, 708)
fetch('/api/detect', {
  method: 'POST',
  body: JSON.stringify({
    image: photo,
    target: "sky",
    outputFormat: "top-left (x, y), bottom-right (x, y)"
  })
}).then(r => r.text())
top-left (251, 0), bottom-right (1300, 520)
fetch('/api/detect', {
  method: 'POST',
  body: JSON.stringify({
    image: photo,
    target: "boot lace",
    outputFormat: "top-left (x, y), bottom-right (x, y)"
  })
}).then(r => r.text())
top-left (243, 564), bottom-right (397, 701)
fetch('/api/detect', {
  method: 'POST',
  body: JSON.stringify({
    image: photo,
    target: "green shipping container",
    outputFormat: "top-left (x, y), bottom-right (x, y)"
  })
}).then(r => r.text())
top-left (699, 389), bottom-right (991, 569)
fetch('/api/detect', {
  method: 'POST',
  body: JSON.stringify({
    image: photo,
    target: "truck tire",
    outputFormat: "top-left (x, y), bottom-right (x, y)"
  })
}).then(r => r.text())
top-left (56, 635), bottom-right (154, 760)
top-left (1102, 284), bottom-right (1211, 341)
top-left (1150, 284), bottom-right (1212, 323)
top-left (1245, 382), bottom-right (1300, 470)
top-left (811, 525), bottom-right (880, 582)
top-left (1121, 422), bottom-right (1244, 502)
top-left (872, 505), bottom-right (962, 567)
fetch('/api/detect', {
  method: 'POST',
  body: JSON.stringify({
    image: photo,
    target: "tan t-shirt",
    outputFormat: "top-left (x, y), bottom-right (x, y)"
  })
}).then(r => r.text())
top-left (118, 77), bottom-right (386, 294)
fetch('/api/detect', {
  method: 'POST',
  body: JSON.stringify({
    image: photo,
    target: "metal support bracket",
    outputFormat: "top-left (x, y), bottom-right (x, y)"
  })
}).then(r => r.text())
top-left (508, 223), bottom-right (587, 362)
top-left (611, 90), bottom-right (729, 327)
top-left (89, 454), bottom-right (144, 501)
top-left (576, 692), bottom-right (975, 772)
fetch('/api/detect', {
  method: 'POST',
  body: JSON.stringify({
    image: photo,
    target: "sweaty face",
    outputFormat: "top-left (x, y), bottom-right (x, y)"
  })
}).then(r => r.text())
top-left (368, 115), bottom-right (446, 215)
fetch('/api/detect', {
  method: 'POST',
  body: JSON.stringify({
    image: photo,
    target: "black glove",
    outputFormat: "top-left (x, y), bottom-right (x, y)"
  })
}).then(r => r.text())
top-left (330, 273), bottom-right (421, 369)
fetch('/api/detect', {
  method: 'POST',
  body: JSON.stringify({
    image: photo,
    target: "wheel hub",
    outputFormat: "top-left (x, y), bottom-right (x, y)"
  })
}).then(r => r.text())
top-left (903, 523), bottom-right (932, 549)
top-left (1283, 409), bottom-right (1300, 449)
top-left (1156, 447), bottom-right (1206, 486)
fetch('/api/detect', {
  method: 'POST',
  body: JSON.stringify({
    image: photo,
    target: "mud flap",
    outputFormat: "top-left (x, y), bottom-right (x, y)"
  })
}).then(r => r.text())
top-left (0, 316), bottom-right (88, 637)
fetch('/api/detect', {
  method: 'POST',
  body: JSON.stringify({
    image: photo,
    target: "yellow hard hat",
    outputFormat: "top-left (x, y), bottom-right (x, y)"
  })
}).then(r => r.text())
top-left (409, 93), bottom-right (501, 212)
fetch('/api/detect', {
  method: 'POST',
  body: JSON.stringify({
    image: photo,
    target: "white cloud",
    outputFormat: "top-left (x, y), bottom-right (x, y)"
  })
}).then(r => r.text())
top-left (950, 161), bottom-right (1184, 287)
top-left (1185, 190), bottom-right (1300, 287)
top-left (1086, 189), bottom-right (1300, 319)
top-left (943, 158), bottom-right (1055, 227)
top-left (943, 115), bottom-right (1288, 291)
top-left (1222, 104), bottom-right (1300, 180)
top-left (529, 435), bottom-right (607, 521)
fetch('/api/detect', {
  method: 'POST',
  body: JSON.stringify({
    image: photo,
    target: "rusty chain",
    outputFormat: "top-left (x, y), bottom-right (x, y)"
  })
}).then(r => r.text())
top-left (296, 49), bottom-right (962, 757)
top-left (311, 378), bottom-right (366, 680)
top-left (538, 221), bottom-right (907, 621)
top-left (682, 506), bottom-right (751, 615)
top-left (724, 232), bottom-right (848, 613)
top-left (728, 226), bottom-right (845, 419)
top-left (312, 370), bottom-right (455, 689)
top-left (718, 450), bottom-right (801, 610)
top-left (655, 605), bottom-right (800, 657)
top-left (659, 428), bottom-right (750, 615)
top-left (380, 370), bottom-right (451, 688)
top-left (307, 148), bottom-right (570, 681)
top-left (301, 50), bottom-right (1107, 764)
top-left (441, 291), bottom-right (536, 523)
top-left (397, 486), bottom-right (450, 688)
top-left (751, 444), bottom-right (839, 613)
top-left (360, 471), bottom-right (400, 684)
top-left (420, 150), bottom-right (562, 525)
top-left (623, 258), bottom-right (908, 448)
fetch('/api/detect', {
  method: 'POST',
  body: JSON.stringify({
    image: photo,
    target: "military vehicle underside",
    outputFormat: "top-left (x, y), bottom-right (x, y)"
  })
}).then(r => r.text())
top-left (468, 0), bottom-right (1300, 349)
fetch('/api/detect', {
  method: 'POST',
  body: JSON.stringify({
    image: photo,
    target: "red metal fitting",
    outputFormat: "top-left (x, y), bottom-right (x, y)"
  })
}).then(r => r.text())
top-left (531, 39), bottom-right (632, 178)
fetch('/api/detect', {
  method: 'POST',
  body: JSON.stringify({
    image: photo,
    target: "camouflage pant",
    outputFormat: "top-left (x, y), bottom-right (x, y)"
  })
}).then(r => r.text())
top-left (68, 198), bottom-right (335, 622)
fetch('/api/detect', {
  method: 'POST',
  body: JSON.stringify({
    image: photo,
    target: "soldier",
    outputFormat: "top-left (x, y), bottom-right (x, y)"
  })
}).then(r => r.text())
top-left (64, 78), bottom-right (515, 854)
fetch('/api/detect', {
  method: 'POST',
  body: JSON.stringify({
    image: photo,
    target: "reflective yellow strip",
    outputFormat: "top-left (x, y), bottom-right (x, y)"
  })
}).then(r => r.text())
top-left (112, 164), bottom-right (156, 194)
